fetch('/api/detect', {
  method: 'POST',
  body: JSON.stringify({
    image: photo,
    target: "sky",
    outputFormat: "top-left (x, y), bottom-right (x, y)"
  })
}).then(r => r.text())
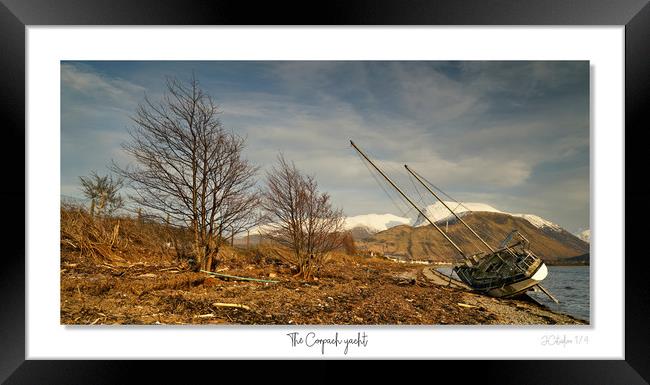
top-left (61, 61), bottom-right (590, 233)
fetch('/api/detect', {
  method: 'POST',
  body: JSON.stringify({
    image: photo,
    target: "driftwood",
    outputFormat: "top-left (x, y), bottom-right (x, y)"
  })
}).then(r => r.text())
top-left (212, 302), bottom-right (251, 311)
top-left (193, 313), bottom-right (216, 318)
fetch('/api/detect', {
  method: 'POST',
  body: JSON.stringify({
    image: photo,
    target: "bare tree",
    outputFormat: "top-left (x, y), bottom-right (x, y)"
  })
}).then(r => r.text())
top-left (261, 155), bottom-right (344, 280)
top-left (113, 75), bottom-right (260, 271)
top-left (79, 171), bottom-right (124, 217)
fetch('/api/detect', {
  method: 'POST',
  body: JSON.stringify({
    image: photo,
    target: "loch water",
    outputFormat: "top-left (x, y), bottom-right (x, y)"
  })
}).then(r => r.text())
top-left (437, 265), bottom-right (590, 322)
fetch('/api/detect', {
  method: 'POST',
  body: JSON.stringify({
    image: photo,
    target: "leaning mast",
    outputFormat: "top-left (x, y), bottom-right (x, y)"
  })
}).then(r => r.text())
top-left (350, 140), bottom-right (466, 258)
top-left (406, 165), bottom-right (522, 266)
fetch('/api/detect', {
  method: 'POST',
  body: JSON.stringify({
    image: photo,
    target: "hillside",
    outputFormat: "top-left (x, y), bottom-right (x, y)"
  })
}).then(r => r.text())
top-left (358, 211), bottom-right (589, 264)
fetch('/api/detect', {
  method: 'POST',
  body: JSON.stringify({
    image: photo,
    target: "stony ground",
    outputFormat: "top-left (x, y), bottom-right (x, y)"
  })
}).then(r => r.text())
top-left (61, 250), bottom-right (585, 325)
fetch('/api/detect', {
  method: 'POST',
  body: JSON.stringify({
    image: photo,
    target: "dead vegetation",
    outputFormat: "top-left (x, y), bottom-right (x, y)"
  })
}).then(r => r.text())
top-left (260, 154), bottom-right (345, 280)
top-left (60, 204), bottom-right (182, 266)
top-left (60, 205), bottom-right (584, 325)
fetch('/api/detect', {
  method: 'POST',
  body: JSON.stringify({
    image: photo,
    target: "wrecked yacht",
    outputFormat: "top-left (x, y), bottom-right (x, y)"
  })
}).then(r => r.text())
top-left (350, 140), bottom-right (557, 302)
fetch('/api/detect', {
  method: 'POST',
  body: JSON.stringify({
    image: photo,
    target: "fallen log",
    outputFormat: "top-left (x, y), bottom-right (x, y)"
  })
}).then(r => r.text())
top-left (200, 270), bottom-right (279, 283)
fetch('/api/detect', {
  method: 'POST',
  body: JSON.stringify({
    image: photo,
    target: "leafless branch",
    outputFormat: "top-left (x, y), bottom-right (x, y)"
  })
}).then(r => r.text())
top-left (261, 154), bottom-right (344, 279)
top-left (112, 75), bottom-right (260, 271)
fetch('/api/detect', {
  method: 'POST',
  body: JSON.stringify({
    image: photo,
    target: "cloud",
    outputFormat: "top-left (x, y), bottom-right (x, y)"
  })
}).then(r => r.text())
top-left (391, 63), bottom-right (486, 125)
top-left (214, 63), bottom-right (588, 223)
top-left (61, 63), bottom-right (145, 104)
top-left (60, 61), bottom-right (589, 232)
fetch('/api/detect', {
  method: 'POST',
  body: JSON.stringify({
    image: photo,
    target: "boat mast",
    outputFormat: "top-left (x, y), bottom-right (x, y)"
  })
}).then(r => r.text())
top-left (350, 140), bottom-right (466, 258)
top-left (404, 164), bottom-right (496, 253)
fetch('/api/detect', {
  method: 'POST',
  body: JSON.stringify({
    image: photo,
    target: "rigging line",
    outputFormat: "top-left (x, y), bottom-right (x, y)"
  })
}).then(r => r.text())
top-left (413, 168), bottom-right (495, 246)
top-left (411, 168), bottom-right (473, 214)
top-left (441, 204), bottom-right (492, 253)
top-left (407, 170), bottom-right (462, 239)
top-left (451, 201), bottom-right (463, 216)
top-left (384, 163), bottom-right (419, 216)
top-left (355, 151), bottom-right (411, 218)
top-left (407, 169), bottom-right (429, 211)
top-left (405, 179), bottom-right (470, 250)
top-left (406, 166), bottom-right (496, 252)
top-left (406, 172), bottom-right (442, 228)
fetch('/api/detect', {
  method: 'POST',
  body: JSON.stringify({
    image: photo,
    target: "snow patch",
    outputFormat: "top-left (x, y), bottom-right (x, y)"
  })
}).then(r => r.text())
top-left (344, 213), bottom-right (411, 233)
top-left (413, 201), bottom-right (503, 227)
top-left (576, 229), bottom-right (590, 243)
top-left (246, 202), bottom-right (565, 237)
top-left (413, 201), bottom-right (562, 231)
top-left (511, 213), bottom-right (562, 231)
top-left (243, 213), bottom-right (411, 237)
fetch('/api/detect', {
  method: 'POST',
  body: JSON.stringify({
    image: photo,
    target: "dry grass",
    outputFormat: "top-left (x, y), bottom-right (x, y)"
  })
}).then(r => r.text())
top-left (60, 204), bottom-right (184, 265)
top-left (60, 252), bottom-right (585, 325)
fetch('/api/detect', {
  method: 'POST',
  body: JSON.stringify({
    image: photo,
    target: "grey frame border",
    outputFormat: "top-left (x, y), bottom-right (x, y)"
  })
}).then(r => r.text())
top-left (2, 0), bottom-right (647, 383)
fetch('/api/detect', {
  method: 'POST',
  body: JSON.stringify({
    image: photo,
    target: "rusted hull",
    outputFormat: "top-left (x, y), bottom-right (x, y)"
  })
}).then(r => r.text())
top-left (454, 258), bottom-right (548, 298)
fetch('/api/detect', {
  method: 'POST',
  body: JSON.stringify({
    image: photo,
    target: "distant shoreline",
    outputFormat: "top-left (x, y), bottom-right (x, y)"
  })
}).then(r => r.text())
top-left (380, 253), bottom-right (589, 267)
top-left (545, 262), bottom-right (590, 267)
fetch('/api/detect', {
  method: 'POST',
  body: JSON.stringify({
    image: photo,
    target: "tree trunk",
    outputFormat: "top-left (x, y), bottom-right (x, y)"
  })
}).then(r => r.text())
top-left (202, 247), bottom-right (219, 272)
top-left (194, 244), bottom-right (205, 272)
top-left (203, 254), bottom-right (212, 272)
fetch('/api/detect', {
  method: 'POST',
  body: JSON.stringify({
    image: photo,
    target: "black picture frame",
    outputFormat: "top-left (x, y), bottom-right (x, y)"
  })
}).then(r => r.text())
top-left (2, 0), bottom-right (646, 383)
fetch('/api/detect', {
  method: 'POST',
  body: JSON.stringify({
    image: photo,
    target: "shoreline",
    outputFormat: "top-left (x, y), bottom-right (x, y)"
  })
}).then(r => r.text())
top-left (378, 253), bottom-right (589, 267)
top-left (61, 251), bottom-right (586, 325)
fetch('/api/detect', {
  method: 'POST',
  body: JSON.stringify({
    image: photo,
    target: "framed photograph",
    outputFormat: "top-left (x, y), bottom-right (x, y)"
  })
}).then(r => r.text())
top-left (3, 0), bottom-right (646, 382)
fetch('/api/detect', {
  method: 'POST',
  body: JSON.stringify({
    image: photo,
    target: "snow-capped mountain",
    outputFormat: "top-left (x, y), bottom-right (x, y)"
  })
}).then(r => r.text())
top-left (413, 201), bottom-right (562, 231)
top-left (413, 202), bottom-right (502, 225)
top-left (244, 213), bottom-right (410, 238)
top-left (512, 213), bottom-right (562, 231)
top-left (576, 229), bottom-right (590, 243)
top-left (245, 202), bottom-right (569, 245)
top-left (344, 213), bottom-right (411, 233)
top-left (360, 209), bottom-right (589, 262)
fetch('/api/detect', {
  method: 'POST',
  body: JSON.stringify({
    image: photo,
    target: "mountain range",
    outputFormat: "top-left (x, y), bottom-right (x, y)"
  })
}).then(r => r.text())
top-left (235, 202), bottom-right (589, 264)
top-left (346, 202), bottom-right (589, 264)
top-left (344, 202), bottom-right (567, 235)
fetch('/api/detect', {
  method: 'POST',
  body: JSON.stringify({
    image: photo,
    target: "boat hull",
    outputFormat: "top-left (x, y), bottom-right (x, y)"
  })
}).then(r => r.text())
top-left (486, 262), bottom-right (548, 298)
